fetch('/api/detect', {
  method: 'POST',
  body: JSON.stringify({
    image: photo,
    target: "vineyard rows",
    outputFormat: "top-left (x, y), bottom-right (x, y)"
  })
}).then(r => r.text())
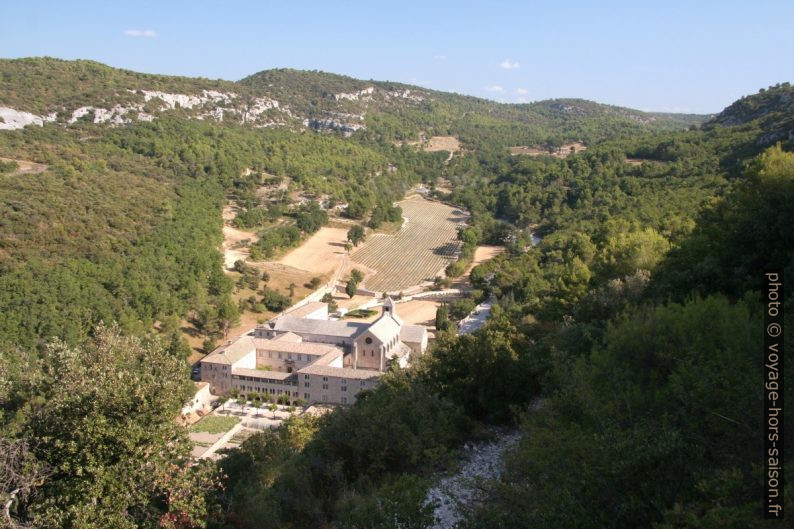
top-left (351, 196), bottom-right (468, 292)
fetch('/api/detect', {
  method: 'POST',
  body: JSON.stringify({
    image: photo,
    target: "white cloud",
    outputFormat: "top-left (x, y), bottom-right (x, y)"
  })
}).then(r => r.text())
top-left (499, 59), bottom-right (520, 70)
top-left (515, 88), bottom-right (529, 95)
top-left (484, 85), bottom-right (504, 93)
top-left (124, 29), bottom-right (157, 38)
top-left (433, 54), bottom-right (447, 60)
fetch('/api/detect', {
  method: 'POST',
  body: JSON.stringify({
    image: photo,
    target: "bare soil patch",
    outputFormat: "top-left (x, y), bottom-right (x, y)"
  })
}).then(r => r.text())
top-left (221, 205), bottom-right (258, 270)
top-left (396, 299), bottom-right (442, 329)
top-left (0, 156), bottom-right (48, 175)
top-left (425, 136), bottom-right (461, 153)
top-left (466, 245), bottom-right (504, 274)
top-left (625, 157), bottom-right (666, 166)
top-left (509, 142), bottom-right (587, 158)
top-left (277, 226), bottom-right (350, 275)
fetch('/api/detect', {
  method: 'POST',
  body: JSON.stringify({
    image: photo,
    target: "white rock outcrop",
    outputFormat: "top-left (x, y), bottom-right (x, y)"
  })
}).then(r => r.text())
top-left (425, 431), bottom-right (520, 529)
top-left (140, 89), bottom-right (237, 111)
top-left (334, 86), bottom-right (375, 101)
top-left (0, 107), bottom-right (56, 130)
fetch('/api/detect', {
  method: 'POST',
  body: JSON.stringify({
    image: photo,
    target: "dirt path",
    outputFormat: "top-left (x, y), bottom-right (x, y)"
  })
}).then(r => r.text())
top-left (221, 205), bottom-right (258, 270)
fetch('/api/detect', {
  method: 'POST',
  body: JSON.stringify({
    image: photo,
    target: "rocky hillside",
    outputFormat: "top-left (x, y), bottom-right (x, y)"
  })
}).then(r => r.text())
top-left (706, 82), bottom-right (794, 145)
top-left (1, 57), bottom-right (707, 145)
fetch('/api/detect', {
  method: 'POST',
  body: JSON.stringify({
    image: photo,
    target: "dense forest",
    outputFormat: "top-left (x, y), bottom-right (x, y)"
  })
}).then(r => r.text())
top-left (0, 58), bottom-right (792, 528)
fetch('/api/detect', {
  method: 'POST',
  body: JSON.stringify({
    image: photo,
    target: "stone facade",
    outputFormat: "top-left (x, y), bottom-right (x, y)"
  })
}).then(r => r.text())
top-left (200, 299), bottom-right (427, 405)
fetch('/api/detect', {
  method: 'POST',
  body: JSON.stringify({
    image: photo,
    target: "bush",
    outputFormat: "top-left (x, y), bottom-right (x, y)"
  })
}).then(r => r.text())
top-left (449, 298), bottom-right (476, 320)
top-left (262, 288), bottom-right (291, 312)
top-left (445, 260), bottom-right (466, 278)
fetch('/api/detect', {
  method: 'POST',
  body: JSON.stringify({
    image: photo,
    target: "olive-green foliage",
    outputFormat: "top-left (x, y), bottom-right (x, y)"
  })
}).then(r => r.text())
top-left (347, 224), bottom-right (366, 246)
top-left (0, 160), bottom-right (18, 173)
top-left (468, 296), bottom-right (772, 529)
top-left (0, 325), bottom-right (218, 528)
top-left (368, 201), bottom-right (402, 228)
top-left (336, 474), bottom-right (436, 529)
top-left (219, 372), bottom-right (470, 527)
top-left (249, 225), bottom-right (302, 259)
top-left (425, 313), bottom-right (540, 422)
top-left (292, 201), bottom-right (329, 233)
top-left (261, 288), bottom-right (291, 312)
top-left (652, 144), bottom-right (794, 301)
top-left (462, 143), bottom-right (794, 528)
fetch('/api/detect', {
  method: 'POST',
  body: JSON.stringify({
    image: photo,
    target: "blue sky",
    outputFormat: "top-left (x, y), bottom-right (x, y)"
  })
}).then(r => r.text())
top-left (2, 0), bottom-right (792, 113)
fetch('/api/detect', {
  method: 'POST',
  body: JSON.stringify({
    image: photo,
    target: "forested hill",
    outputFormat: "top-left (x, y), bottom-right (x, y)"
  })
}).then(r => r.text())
top-left (705, 82), bottom-right (794, 146)
top-left (1, 57), bottom-right (704, 146)
top-left (1, 53), bottom-right (792, 527)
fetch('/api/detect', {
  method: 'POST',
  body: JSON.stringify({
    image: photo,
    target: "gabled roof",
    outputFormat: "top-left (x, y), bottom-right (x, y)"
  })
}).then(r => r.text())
top-left (233, 367), bottom-right (296, 381)
top-left (400, 324), bottom-right (427, 344)
top-left (201, 335), bottom-right (256, 365)
top-left (298, 364), bottom-right (381, 380)
top-left (271, 316), bottom-right (368, 338)
top-left (253, 338), bottom-right (342, 357)
top-left (285, 302), bottom-right (327, 318)
top-left (365, 313), bottom-right (401, 342)
top-left (272, 331), bottom-right (302, 343)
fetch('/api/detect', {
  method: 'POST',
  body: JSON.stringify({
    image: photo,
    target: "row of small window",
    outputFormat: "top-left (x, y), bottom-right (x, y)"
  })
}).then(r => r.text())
top-left (303, 373), bottom-right (366, 386)
top-left (304, 394), bottom-right (349, 405)
top-left (304, 382), bottom-right (347, 391)
top-left (265, 351), bottom-right (311, 362)
top-left (237, 386), bottom-right (299, 397)
top-left (234, 375), bottom-right (296, 386)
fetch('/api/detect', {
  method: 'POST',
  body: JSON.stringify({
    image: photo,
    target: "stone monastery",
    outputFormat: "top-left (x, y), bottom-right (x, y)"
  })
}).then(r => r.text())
top-left (200, 298), bottom-right (427, 405)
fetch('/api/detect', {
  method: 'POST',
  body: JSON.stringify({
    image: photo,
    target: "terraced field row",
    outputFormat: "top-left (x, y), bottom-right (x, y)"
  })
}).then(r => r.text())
top-left (351, 196), bottom-right (468, 292)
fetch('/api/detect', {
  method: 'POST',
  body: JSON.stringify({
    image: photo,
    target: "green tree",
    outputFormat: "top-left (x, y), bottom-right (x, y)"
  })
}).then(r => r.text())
top-left (435, 304), bottom-right (451, 332)
top-left (346, 279), bottom-right (358, 299)
top-left (217, 295), bottom-right (241, 338)
top-left (3, 325), bottom-right (218, 528)
top-left (350, 269), bottom-right (364, 283)
top-left (347, 225), bottom-right (366, 247)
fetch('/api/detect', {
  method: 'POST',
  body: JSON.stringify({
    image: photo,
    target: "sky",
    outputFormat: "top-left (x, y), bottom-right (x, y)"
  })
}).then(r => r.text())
top-left (2, 0), bottom-right (792, 114)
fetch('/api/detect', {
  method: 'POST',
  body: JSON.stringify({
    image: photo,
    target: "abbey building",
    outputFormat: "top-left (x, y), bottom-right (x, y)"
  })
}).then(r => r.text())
top-left (200, 298), bottom-right (427, 405)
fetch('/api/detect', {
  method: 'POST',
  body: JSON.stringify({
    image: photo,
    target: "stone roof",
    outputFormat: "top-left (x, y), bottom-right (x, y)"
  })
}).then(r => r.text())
top-left (311, 349), bottom-right (345, 366)
top-left (298, 364), bottom-right (381, 380)
top-left (400, 324), bottom-right (427, 344)
top-left (366, 313), bottom-right (401, 343)
top-left (272, 331), bottom-right (302, 343)
top-left (271, 316), bottom-right (368, 338)
top-left (385, 341), bottom-right (413, 360)
top-left (253, 338), bottom-right (343, 357)
top-left (201, 335), bottom-right (256, 365)
top-left (232, 367), bottom-right (296, 381)
top-left (285, 302), bottom-right (327, 318)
